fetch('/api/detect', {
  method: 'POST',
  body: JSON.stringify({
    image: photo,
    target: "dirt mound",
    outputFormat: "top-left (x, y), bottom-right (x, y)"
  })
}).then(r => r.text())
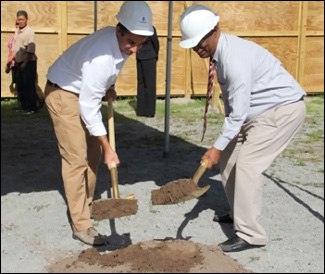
top-left (48, 239), bottom-right (252, 273)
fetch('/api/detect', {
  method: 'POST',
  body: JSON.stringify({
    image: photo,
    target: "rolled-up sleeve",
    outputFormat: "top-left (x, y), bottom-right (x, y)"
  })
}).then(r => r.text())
top-left (26, 29), bottom-right (36, 54)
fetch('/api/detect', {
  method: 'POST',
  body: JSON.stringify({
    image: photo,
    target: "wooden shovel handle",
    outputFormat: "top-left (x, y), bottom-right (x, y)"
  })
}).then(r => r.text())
top-left (108, 97), bottom-right (115, 152)
top-left (107, 98), bottom-right (120, 198)
top-left (192, 159), bottom-right (209, 184)
top-left (110, 165), bottom-right (120, 198)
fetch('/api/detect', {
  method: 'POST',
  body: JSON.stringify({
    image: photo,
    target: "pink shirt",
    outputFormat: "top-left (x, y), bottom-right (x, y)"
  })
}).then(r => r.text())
top-left (7, 35), bottom-right (15, 67)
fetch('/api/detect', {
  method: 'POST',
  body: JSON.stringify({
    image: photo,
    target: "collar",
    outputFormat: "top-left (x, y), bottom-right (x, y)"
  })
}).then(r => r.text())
top-left (18, 25), bottom-right (29, 33)
top-left (211, 32), bottom-right (224, 65)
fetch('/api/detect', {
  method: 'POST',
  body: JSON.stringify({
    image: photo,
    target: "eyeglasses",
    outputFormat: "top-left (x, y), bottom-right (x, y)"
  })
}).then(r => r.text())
top-left (195, 29), bottom-right (215, 48)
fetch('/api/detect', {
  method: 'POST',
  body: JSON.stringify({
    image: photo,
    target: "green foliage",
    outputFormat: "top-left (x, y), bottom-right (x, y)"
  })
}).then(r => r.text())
top-left (1, 98), bottom-right (50, 119)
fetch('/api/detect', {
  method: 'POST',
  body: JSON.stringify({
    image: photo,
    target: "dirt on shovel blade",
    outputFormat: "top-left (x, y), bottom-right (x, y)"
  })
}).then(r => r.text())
top-left (92, 199), bottom-right (138, 220)
top-left (151, 179), bottom-right (201, 205)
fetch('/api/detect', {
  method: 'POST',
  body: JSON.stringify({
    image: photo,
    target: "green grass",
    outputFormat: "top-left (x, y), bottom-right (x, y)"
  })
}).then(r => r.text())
top-left (2, 95), bottom-right (323, 172)
top-left (279, 95), bottom-right (324, 166)
top-left (2, 95), bottom-right (323, 145)
top-left (306, 94), bottom-right (324, 116)
top-left (249, 256), bottom-right (260, 262)
top-left (301, 129), bottom-right (324, 144)
top-left (33, 204), bottom-right (50, 212)
top-left (109, 96), bottom-right (224, 123)
top-left (1, 98), bottom-right (50, 119)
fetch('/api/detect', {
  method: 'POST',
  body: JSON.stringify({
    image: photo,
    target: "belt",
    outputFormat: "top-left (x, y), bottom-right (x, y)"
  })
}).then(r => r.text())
top-left (47, 80), bottom-right (61, 88)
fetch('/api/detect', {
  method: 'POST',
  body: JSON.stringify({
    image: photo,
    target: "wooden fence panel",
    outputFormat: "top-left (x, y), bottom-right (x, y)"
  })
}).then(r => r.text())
top-left (1, 1), bottom-right (324, 99)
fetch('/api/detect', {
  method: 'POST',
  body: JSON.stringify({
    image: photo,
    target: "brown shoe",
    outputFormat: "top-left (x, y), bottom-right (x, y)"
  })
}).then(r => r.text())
top-left (73, 227), bottom-right (108, 246)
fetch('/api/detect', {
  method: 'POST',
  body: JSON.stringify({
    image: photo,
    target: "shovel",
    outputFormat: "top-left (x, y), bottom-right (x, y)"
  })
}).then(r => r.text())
top-left (92, 98), bottom-right (138, 220)
top-left (151, 159), bottom-right (211, 205)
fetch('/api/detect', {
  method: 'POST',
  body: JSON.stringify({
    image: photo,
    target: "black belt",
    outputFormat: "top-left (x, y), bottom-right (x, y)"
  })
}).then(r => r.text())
top-left (47, 80), bottom-right (61, 88)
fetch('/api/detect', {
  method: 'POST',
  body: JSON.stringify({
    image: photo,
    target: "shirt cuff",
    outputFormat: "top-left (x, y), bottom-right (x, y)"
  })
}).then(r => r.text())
top-left (86, 122), bottom-right (107, 137)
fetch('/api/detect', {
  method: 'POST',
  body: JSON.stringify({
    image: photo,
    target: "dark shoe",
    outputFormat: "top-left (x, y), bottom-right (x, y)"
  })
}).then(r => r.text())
top-left (22, 110), bottom-right (37, 115)
top-left (219, 235), bottom-right (264, 252)
top-left (38, 99), bottom-right (45, 109)
top-left (213, 213), bottom-right (233, 223)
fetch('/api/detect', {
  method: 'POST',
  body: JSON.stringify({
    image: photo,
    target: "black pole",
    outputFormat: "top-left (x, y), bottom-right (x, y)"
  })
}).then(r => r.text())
top-left (163, 1), bottom-right (173, 158)
top-left (94, 1), bottom-right (97, 32)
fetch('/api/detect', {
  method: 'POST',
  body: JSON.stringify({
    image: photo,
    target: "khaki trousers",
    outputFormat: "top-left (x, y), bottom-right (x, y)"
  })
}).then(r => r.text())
top-left (219, 100), bottom-right (306, 245)
top-left (45, 85), bottom-right (101, 232)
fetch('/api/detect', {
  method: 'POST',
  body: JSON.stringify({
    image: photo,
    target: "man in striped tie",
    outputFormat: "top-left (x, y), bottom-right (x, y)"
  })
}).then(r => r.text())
top-left (179, 4), bottom-right (306, 252)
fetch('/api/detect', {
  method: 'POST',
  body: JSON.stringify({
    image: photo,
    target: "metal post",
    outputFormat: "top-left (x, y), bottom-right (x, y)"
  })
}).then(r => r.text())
top-left (163, 1), bottom-right (173, 158)
top-left (94, 1), bottom-right (97, 32)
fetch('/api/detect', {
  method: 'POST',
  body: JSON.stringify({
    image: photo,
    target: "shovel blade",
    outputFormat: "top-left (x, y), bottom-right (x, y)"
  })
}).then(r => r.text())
top-left (176, 185), bottom-right (210, 203)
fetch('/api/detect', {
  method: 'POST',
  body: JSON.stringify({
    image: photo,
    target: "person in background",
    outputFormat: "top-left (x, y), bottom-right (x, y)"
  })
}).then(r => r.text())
top-left (45, 1), bottom-right (154, 246)
top-left (10, 10), bottom-right (38, 115)
top-left (179, 4), bottom-right (306, 252)
top-left (136, 25), bottom-right (159, 117)
top-left (6, 22), bottom-right (19, 100)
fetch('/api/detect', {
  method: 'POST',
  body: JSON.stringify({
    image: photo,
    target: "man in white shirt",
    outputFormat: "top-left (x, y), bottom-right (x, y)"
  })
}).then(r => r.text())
top-left (45, 1), bottom-right (154, 246)
top-left (180, 4), bottom-right (306, 252)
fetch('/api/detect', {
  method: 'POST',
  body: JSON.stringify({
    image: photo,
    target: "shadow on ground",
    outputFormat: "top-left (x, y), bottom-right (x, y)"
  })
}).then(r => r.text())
top-left (1, 103), bottom-right (231, 243)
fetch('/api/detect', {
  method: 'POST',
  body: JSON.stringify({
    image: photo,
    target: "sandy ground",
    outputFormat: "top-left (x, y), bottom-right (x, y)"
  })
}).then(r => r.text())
top-left (1, 98), bottom-right (324, 273)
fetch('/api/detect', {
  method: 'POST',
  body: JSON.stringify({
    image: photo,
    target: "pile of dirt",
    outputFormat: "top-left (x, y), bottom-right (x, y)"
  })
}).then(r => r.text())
top-left (48, 239), bottom-right (252, 273)
top-left (92, 198), bottom-right (138, 220)
top-left (151, 179), bottom-right (200, 205)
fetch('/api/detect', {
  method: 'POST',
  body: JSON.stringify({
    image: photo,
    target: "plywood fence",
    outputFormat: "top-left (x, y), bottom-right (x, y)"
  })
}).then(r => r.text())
top-left (1, 1), bottom-right (324, 99)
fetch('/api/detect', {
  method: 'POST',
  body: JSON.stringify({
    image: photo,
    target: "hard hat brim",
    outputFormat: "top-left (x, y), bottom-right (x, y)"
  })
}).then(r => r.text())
top-left (130, 28), bottom-right (154, 36)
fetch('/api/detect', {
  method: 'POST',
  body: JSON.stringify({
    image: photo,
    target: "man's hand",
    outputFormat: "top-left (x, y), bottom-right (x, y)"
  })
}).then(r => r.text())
top-left (5, 64), bottom-right (11, 74)
top-left (97, 135), bottom-right (120, 170)
top-left (104, 87), bottom-right (117, 101)
top-left (104, 149), bottom-right (120, 171)
top-left (201, 147), bottom-right (221, 169)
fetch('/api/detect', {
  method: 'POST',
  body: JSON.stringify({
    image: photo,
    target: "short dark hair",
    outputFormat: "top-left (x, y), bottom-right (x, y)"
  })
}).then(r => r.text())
top-left (17, 10), bottom-right (28, 19)
top-left (117, 23), bottom-right (130, 36)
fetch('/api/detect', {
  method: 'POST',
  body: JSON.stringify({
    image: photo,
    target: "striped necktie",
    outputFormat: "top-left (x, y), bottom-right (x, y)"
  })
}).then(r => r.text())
top-left (201, 57), bottom-right (215, 141)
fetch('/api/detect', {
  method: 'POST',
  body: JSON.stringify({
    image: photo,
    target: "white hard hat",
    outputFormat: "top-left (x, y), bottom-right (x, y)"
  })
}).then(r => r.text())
top-left (179, 4), bottom-right (219, 48)
top-left (116, 1), bottom-right (154, 36)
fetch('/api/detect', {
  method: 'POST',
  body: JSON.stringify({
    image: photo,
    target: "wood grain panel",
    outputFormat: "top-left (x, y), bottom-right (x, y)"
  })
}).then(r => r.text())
top-left (1, 1), bottom-right (57, 32)
top-left (97, 1), bottom-right (121, 29)
top-left (303, 37), bottom-right (324, 91)
top-left (306, 1), bottom-right (324, 33)
top-left (1, 1), bottom-right (324, 97)
top-left (197, 1), bottom-right (300, 33)
top-left (67, 1), bottom-right (94, 34)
